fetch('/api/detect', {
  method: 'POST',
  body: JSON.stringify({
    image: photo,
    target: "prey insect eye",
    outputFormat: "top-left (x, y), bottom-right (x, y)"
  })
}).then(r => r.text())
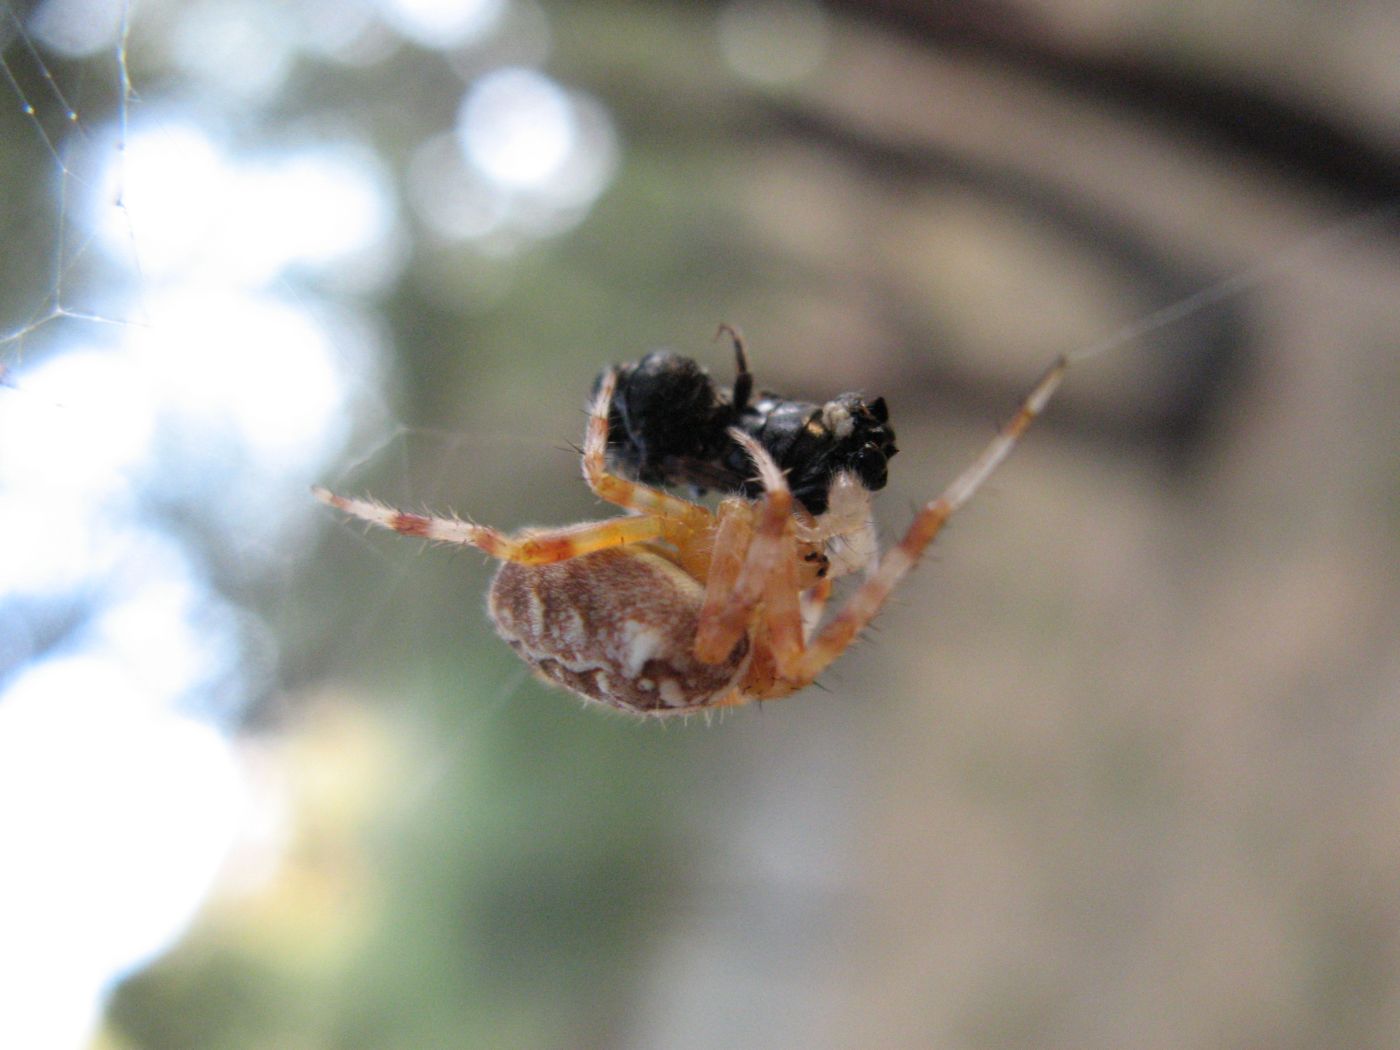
top-left (852, 444), bottom-right (889, 489)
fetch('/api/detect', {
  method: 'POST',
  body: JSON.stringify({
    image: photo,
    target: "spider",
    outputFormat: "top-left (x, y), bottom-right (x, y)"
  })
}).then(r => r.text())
top-left (314, 348), bottom-right (1067, 716)
top-left (598, 326), bottom-right (898, 515)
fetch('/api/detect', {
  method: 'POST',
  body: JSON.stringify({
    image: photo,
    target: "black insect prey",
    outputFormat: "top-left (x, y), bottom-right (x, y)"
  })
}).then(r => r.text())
top-left (595, 328), bottom-right (897, 515)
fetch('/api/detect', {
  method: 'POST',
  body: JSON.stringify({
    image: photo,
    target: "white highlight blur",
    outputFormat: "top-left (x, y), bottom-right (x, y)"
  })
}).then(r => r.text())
top-left (94, 121), bottom-right (400, 290)
top-left (1, 52), bottom-right (391, 1050)
top-left (0, 657), bottom-right (248, 1050)
top-left (410, 67), bottom-right (617, 247)
top-left (170, 0), bottom-right (296, 102)
top-left (26, 0), bottom-right (125, 59)
top-left (134, 289), bottom-right (350, 477)
top-left (0, 349), bottom-right (155, 502)
top-left (460, 66), bottom-right (575, 189)
top-left (373, 0), bottom-right (506, 49)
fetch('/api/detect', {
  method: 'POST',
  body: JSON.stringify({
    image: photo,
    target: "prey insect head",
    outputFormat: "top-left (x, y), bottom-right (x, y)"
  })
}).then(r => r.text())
top-left (731, 389), bottom-right (897, 515)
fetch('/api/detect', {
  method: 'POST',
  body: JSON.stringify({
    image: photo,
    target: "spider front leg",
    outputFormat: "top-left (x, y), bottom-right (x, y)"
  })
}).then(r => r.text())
top-left (584, 370), bottom-right (712, 533)
top-left (317, 369), bottom-right (714, 565)
top-left (794, 355), bottom-right (1068, 682)
top-left (313, 487), bottom-right (668, 564)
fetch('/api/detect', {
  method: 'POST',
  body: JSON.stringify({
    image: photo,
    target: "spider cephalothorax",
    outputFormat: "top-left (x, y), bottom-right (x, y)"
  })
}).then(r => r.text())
top-left (316, 338), bottom-right (1066, 717)
top-left (598, 330), bottom-right (898, 515)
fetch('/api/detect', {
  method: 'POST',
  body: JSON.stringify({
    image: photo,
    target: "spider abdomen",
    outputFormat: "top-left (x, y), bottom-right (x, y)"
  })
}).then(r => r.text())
top-left (488, 547), bottom-right (750, 714)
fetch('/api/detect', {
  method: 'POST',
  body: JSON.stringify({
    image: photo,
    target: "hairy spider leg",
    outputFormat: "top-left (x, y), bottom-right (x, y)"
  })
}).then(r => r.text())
top-left (584, 370), bottom-right (713, 536)
top-left (793, 354), bottom-right (1069, 681)
top-left (312, 487), bottom-right (669, 564)
top-left (692, 499), bottom-right (759, 662)
top-left (732, 429), bottom-right (805, 673)
top-left (316, 370), bottom-right (723, 567)
top-left (689, 429), bottom-right (802, 667)
top-left (689, 430), bottom-right (807, 694)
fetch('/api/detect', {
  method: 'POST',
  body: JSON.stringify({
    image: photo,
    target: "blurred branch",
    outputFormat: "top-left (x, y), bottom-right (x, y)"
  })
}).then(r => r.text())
top-left (826, 0), bottom-right (1400, 210)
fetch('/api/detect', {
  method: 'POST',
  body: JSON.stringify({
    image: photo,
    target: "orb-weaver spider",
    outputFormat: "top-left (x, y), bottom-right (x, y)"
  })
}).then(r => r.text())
top-left (315, 346), bottom-right (1066, 716)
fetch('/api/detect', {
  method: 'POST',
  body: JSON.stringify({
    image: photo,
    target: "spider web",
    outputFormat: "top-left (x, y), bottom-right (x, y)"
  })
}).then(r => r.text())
top-left (0, 0), bottom-right (134, 359)
top-left (0, 6), bottom-right (395, 1048)
top-left (1, 11), bottom-right (150, 1050)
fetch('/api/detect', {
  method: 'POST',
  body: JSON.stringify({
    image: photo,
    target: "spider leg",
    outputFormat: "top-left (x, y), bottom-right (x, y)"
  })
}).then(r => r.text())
top-left (693, 498), bottom-right (758, 662)
top-left (795, 355), bottom-right (1068, 680)
top-left (584, 370), bottom-right (712, 535)
top-left (314, 487), bottom-right (667, 564)
top-left (699, 430), bottom-right (809, 682)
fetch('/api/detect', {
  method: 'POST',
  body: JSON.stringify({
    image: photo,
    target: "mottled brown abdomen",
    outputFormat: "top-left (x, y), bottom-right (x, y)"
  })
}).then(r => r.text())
top-left (488, 547), bottom-right (749, 714)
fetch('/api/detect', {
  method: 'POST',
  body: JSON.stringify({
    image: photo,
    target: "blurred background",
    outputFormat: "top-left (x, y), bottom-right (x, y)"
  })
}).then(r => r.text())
top-left (2, 0), bottom-right (1399, 1047)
